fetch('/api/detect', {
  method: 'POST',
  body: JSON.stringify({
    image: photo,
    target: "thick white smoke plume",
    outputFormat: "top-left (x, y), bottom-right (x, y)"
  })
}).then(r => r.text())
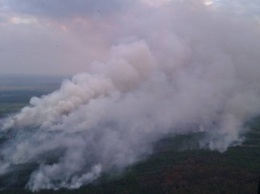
top-left (1, 1), bottom-right (260, 191)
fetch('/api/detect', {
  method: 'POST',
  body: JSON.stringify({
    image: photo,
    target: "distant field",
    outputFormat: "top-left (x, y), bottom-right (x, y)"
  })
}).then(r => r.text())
top-left (0, 74), bottom-right (65, 92)
top-left (0, 75), bottom-right (65, 117)
top-left (0, 103), bottom-right (27, 118)
top-left (0, 75), bottom-right (259, 194)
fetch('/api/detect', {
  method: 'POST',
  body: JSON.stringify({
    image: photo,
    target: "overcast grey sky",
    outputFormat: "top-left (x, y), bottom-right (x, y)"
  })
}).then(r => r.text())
top-left (0, 0), bottom-right (259, 75)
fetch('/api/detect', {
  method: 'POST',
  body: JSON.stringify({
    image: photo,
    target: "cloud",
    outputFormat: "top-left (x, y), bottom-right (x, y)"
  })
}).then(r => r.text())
top-left (2, 0), bottom-right (137, 19)
top-left (0, 23), bottom-right (89, 75)
top-left (0, 0), bottom-right (141, 75)
top-left (1, 0), bottom-right (260, 75)
top-left (211, 0), bottom-right (260, 16)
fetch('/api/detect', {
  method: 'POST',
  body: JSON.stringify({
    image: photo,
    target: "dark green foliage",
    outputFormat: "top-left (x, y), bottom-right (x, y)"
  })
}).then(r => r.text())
top-left (0, 78), bottom-right (259, 194)
top-left (1, 120), bottom-right (259, 194)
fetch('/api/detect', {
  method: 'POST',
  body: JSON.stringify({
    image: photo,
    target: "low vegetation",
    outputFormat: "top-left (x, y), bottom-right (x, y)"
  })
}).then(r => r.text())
top-left (0, 89), bottom-right (259, 194)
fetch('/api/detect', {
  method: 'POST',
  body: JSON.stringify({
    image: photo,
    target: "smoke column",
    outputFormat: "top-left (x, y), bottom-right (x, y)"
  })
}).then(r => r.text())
top-left (1, 0), bottom-right (260, 191)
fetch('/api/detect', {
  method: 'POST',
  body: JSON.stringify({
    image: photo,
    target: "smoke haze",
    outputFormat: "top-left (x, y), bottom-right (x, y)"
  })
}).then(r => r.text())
top-left (1, 0), bottom-right (260, 191)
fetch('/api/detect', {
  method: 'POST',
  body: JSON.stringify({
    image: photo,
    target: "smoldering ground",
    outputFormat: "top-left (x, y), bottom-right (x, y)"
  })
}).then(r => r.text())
top-left (1, 0), bottom-right (260, 191)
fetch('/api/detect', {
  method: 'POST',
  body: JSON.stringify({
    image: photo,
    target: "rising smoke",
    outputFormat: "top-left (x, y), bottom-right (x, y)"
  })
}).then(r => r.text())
top-left (1, 0), bottom-right (260, 191)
